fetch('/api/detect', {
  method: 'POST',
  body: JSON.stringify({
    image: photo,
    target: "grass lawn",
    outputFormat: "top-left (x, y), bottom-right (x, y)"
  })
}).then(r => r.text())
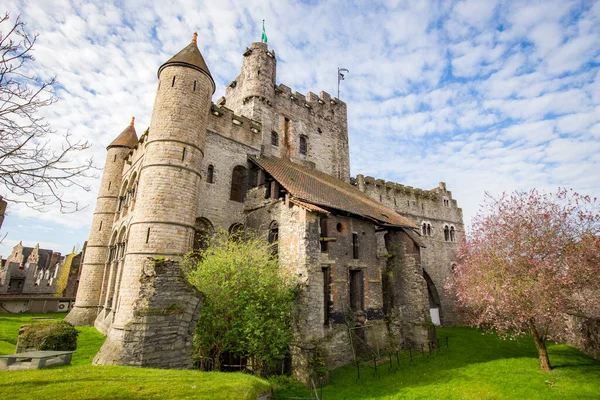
top-left (275, 327), bottom-right (600, 399)
top-left (0, 313), bottom-right (271, 399)
top-left (2, 315), bottom-right (599, 399)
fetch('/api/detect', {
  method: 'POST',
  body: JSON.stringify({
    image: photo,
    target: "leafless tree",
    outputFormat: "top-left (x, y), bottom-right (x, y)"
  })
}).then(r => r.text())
top-left (0, 13), bottom-right (95, 213)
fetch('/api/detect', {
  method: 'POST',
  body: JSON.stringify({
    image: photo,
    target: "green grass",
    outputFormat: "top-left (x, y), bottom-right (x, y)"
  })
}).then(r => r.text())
top-left (275, 327), bottom-right (600, 399)
top-left (3, 315), bottom-right (599, 399)
top-left (0, 313), bottom-right (271, 399)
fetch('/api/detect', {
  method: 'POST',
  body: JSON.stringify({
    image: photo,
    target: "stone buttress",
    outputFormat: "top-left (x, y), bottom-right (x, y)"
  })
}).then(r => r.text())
top-left (92, 34), bottom-right (212, 367)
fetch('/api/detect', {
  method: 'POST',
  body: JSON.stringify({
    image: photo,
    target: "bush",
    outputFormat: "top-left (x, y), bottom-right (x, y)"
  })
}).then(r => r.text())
top-left (17, 320), bottom-right (78, 352)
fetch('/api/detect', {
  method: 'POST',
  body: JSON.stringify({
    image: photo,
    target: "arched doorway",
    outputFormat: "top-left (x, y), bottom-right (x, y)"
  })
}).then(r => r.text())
top-left (423, 269), bottom-right (442, 326)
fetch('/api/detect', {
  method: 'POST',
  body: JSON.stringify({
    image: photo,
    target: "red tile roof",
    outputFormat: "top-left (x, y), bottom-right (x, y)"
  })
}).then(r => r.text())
top-left (250, 157), bottom-right (417, 229)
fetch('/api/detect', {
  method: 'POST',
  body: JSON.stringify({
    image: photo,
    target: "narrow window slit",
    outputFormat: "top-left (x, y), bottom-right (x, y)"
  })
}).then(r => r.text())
top-left (146, 228), bottom-right (150, 244)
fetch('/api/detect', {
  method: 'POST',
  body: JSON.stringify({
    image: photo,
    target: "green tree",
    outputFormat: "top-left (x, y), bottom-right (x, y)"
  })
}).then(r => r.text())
top-left (181, 230), bottom-right (297, 375)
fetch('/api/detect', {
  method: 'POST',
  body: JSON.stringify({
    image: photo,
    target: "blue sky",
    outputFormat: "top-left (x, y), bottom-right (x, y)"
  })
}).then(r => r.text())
top-left (1, 0), bottom-right (599, 256)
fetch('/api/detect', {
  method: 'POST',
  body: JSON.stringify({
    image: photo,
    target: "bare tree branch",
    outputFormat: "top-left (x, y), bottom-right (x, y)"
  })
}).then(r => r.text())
top-left (0, 13), bottom-right (97, 213)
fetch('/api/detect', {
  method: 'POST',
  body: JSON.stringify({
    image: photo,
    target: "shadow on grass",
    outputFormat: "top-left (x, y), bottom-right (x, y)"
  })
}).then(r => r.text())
top-left (275, 327), bottom-right (600, 399)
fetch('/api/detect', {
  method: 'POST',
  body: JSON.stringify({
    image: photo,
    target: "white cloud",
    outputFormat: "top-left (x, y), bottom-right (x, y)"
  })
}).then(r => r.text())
top-left (0, 0), bottom-right (598, 255)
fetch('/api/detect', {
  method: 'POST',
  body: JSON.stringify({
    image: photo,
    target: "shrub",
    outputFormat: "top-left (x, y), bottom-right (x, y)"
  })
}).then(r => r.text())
top-left (17, 320), bottom-right (78, 352)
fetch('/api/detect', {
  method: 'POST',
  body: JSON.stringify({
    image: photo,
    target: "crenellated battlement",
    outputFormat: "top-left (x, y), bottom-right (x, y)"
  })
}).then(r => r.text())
top-left (352, 175), bottom-right (462, 212)
top-left (207, 103), bottom-right (262, 149)
top-left (274, 84), bottom-right (346, 115)
top-left (352, 175), bottom-right (439, 200)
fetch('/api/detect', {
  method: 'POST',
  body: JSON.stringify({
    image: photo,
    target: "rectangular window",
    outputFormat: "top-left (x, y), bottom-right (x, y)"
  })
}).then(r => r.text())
top-left (320, 218), bottom-right (328, 252)
top-left (322, 266), bottom-right (331, 324)
top-left (349, 269), bottom-right (363, 311)
top-left (352, 233), bottom-right (359, 259)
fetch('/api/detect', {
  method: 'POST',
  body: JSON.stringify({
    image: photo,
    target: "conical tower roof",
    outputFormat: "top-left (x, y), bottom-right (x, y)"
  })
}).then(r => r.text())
top-left (158, 33), bottom-right (215, 94)
top-left (107, 117), bottom-right (139, 150)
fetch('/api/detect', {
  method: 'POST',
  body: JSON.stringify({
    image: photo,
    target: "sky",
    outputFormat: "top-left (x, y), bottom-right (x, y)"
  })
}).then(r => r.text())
top-left (1, 0), bottom-right (599, 257)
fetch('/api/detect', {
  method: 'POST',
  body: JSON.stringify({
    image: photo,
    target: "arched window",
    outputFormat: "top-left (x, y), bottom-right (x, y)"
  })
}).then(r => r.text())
top-left (422, 222), bottom-right (427, 236)
top-left (207, 165), bottom-right (214, 183)
top-left (229, 223), bottom-right (244, 240)
top-left (118, 180), bottom-right (128, 212)
top-left (450, 226), bottom-right (456, 242)
top-left (271, 131), bottom-right (279, 146)
top-left (194, 217), bottom-right (214, 252)
top-left (444, 225), bottom-right (450, 242)
top-left (299, 135), bottom-right (307, 155)
top-left (427, 223), bottom-right (431, 237)
top-left (230, 166), bottom-right (247, 202)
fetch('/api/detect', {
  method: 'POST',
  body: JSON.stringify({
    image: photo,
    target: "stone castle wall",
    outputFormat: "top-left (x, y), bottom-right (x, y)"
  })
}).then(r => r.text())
top-left (353, 176), bottom-right (464, 325)
top-left (66, 144), bottom-right (129, 326)
top-left (225, 42), bottom-right (350, 182)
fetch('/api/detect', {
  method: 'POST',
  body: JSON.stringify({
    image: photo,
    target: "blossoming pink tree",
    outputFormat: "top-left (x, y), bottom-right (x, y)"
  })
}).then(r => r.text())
top-left (449, 188), bottom-right (600, 371)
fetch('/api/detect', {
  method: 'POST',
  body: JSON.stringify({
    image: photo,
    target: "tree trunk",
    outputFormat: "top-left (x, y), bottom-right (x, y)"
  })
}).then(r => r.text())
top-left (530, 323), bottom-right (552, 371)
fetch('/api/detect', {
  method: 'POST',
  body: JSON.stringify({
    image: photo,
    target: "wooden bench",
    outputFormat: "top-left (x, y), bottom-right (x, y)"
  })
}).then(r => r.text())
top-left (0, 350), bottom-right (74, 370)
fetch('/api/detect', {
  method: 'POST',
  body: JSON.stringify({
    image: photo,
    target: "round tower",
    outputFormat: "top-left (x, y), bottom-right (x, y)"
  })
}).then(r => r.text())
top-left (66, 118), bottom-right (138, 326)
top-left (110, 33), bottom-right (214, 328)
top-left (225, 42), bottom-right (277, 111)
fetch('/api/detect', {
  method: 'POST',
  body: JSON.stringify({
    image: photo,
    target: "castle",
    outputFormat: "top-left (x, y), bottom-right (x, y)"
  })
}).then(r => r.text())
top-left (66, 33), bottom-right (463, 377)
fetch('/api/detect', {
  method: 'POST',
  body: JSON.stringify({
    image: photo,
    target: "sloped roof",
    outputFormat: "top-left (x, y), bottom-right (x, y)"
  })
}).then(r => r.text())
top-left (250, 157), bottom-right (417, 229)
top-left (108, 119), bottom-right (138, 149)
top-left (158, 34), bottom-right (215, 93)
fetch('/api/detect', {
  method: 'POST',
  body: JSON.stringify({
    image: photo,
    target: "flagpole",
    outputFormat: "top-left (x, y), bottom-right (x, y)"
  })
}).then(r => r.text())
top-left (337, 68), bottom-right (349, 99)
top-left (337, 67), bottom-right (340, 99)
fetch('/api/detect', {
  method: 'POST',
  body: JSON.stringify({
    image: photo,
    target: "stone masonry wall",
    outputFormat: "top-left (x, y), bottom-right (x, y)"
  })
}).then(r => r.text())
top-left (93, 259), bottom-right (201, 367)
top-left (244, 194), bottom-right (431, 381)
top-left (196, 130), bottom-right (261, 231)
top-left (354, 176), bottom-right (464, 326)
top-left (225, 42), bottom-right (350, 182)
top-left (67, 145), bottom-right (129, 326)
top-left (94, 57), bottom-right (214, 361)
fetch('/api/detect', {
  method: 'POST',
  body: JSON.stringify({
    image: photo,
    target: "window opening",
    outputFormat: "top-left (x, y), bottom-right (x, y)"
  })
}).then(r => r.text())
top-left (444, 225), bottom-right (450, 242)
top-left (172, 76), bottom-right (176, 87)
top-left (450, 226), bottom-right (456, 242)
top-left (271, 131), bottom-right (279, 146)
top-left (230, 166), bottom-right (247, 202)
top-left (323, 266), bottom-right (331, 324)
top-left (320, 218), bottom-right (328, 252)
top-left (427, 224), bottom-right (431, 236)
top-left (108, 181), bottom-right (111, 191)
top-left (193, 81), bottom-right (196, 91)
top-left (182, 147), bottom-right (186, 161)
top-left (349, 269), bottom-right (364, 311)
top-left (352, 233), bottom-right (359, 259)
top-left (99, 221), bottom-right (103, 231)
top-left (268, 221), bottom-right (279, 256)
top-left (299, 135), bottom-right (307, 155)
top-left (194, 218), bottom-right (213, 252)
top-left (207, 165), bottom-right (214, 183)
top-left (146, 228), bottom-right (150, 244)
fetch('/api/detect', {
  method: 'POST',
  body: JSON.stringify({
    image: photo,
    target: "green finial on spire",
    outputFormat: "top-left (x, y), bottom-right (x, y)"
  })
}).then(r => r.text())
top-left (261, 20), bottom-right (268, 44)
